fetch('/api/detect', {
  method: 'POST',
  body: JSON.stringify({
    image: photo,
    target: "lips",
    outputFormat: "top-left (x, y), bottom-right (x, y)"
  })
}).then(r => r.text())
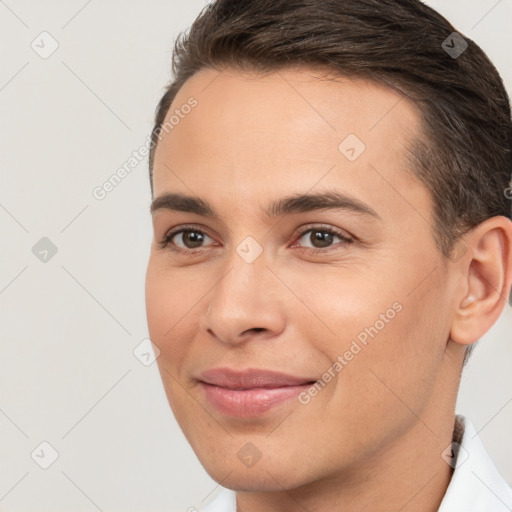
top-left (197, 367), bottom-right (317, 417)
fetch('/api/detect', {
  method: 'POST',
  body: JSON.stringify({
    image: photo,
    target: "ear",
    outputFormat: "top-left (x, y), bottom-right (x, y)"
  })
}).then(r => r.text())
top-left (449, 216), bottom-right (512, 347)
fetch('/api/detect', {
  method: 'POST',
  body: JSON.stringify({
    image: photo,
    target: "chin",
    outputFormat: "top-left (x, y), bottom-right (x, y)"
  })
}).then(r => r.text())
top-left (208, 466), bottom-right (299, 492)
top-left (196, 450), bottom-right (313, 492)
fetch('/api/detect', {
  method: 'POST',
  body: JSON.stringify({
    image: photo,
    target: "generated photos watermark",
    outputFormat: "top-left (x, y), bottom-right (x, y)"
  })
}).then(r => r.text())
top-left (298, 301), bottom-right (403, 404)
top-left (92, 97), bottom-right (198, 200)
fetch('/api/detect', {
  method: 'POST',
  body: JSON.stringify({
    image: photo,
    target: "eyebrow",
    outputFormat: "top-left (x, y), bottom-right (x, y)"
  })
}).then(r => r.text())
top-left (150, 191), bottom-right (380, 220)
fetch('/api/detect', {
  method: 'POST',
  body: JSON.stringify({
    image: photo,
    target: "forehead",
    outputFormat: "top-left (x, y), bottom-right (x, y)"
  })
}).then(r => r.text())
top-left (152, 66), bottom-right (430, 226)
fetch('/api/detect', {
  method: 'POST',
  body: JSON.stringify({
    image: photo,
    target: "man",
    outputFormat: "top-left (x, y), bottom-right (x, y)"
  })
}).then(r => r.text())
top-left (144, 0), bottom-right (512, 510)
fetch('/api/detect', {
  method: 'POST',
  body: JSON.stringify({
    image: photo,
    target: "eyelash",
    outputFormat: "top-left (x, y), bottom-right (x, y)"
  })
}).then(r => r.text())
top-left (158, 223), bottom-right (354, 255)
top-left (158, 224), bottom-right (213, 253)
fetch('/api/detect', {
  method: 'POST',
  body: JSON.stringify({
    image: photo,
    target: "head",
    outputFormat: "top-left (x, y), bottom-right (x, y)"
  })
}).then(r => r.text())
top-left (145, 0), bottom-right (512, 493)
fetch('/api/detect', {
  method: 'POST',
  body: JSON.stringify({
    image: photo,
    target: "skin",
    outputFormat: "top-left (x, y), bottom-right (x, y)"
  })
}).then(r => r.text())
top-left (145, 67), bottom-right (512, 512)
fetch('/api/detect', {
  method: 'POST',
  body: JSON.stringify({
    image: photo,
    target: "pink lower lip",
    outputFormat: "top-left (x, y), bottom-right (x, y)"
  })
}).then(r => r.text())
top-left (200, 382), bottom-right (311, 417)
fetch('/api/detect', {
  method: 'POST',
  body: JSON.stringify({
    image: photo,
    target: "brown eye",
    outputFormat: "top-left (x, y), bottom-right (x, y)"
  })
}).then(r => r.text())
top-left (295, 226), bottom-right (353, 251)
top-left (174, 230), bottom-right (207, 249)
top-left (305, 230), bottom-right (335, 248)
top-left (160, 227), bottom-right (214, 251)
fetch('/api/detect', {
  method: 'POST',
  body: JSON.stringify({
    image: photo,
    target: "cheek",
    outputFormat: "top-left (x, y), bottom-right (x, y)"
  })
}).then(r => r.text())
top-left (341, 276), bottom-right (448, 415)
top-left (145, 264), bottom-right (194, 366)
top-left (145, 275), bottom-right (170, 342)
top-left (146, 259), bottom-right (192, 333)
top-left (146, 266), bottom-right (199, 425)
top-left (295, 262), bottom-right (445, 401)
top-left (289, 265), bottom-right (397, 353)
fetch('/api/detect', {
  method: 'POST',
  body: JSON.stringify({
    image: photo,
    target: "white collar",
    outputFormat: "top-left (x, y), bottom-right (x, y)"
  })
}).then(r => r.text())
top-left (201, 415), bottom-right (512, 512)
top-left (438, 414), bottom-right (512, 511)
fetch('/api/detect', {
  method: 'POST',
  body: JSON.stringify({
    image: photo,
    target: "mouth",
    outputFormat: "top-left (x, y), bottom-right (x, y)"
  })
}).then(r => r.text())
top-left (197, 367), bottom-right (317, 417)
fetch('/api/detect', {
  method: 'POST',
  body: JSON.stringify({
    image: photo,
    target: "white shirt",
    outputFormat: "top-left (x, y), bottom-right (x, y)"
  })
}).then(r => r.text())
top-left (200, 415), bottom-right (512, 512)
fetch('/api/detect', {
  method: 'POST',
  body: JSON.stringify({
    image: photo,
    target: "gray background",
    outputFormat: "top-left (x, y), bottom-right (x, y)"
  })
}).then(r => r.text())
top-left (0, 0), bottom-right (511, 510)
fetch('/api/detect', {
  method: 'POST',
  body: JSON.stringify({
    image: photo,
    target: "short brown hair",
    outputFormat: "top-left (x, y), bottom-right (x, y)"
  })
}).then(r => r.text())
top-left (149, 0), bottom-right (512, 360)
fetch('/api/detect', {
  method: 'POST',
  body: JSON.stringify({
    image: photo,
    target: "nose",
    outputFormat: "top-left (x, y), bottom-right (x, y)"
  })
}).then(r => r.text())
top-left (200, 252), bottom-right (286, 346)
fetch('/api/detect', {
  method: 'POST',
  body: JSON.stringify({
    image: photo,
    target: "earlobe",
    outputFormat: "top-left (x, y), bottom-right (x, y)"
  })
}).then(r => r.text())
top-left (449, 216), bottom-right (512, 347)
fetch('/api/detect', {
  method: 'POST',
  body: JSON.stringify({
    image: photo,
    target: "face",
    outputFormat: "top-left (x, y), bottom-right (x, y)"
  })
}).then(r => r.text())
top-left (145, 67), bottom-right (458, 491)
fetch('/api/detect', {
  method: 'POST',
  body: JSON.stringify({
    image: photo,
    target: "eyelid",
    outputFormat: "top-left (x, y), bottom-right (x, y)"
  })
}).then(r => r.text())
top-left (290, 223), bottom-right (355, 251)
top-left (158, 223), bottom-right (355, 253)
top-left (158, 224), bottom-right (216, 251)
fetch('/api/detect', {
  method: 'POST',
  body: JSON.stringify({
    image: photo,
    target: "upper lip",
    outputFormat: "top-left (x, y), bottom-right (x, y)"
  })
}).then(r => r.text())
top-left (198, 367), bottom-right (316, 390)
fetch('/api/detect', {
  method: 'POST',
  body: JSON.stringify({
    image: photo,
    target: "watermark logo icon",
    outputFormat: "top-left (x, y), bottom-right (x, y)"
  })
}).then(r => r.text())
top-left (236, 236), bottom-right (263, 264)
top-left (442, 32), bottom-right (468, 59)
top-left (32, 237), bottom-right (58, 263)
top-left (31, 441), bottom-right (59, 469)
top-left (441, 442), bottom-right (469, 469)
top-left (133, 338), bottom-right (160, 366)
top-left (237, 442), bottom-right (262, 468)
top-left (338, 134), bottom-right (366, 162)
top-left (31, 31), bottom-right (59, 59)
